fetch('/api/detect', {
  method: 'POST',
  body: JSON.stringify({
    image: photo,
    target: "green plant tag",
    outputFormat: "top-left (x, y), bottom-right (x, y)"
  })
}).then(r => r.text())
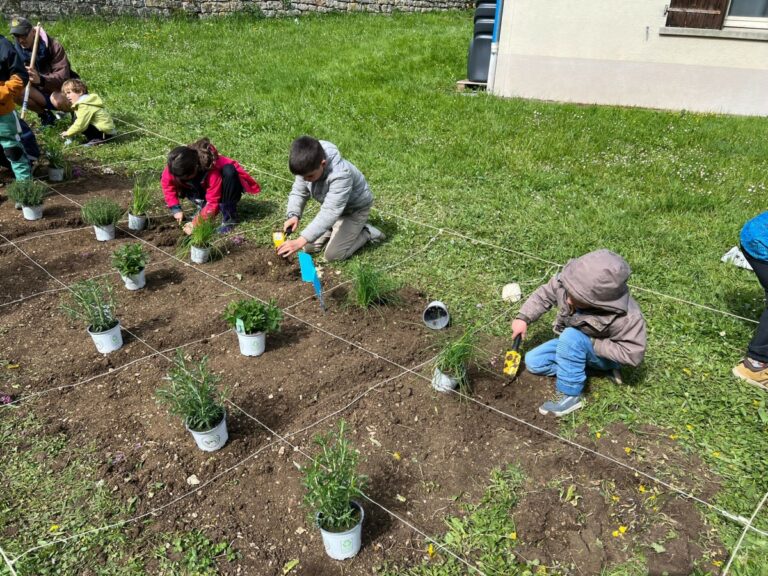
top-left (235, 318), bottom-right (245, 334)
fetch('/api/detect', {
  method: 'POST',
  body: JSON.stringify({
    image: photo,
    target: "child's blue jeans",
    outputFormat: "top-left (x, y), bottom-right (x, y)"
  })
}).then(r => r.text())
top-left (524, 327), bottom-right (619, 396)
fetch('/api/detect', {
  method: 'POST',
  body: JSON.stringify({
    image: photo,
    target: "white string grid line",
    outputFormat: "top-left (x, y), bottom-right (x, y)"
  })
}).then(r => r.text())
top-left (3, 250), bottom-right (513, 572)
top-left (283, 229), bottom-right (444, 312)
top-left (0, 543), bottom-right (18, 576)
top-left (0, 254), bottom-right (176, 310)
top-left (9, 118), bottom-right (762, 568)
top-left (114, 116), bottom-right (760, 327)
top-left (722, 489), bottom-right (768, 575)
top-left (42, 140), bottom-right (768, 538)
top-left (0, 225), bottom-right (92, 249)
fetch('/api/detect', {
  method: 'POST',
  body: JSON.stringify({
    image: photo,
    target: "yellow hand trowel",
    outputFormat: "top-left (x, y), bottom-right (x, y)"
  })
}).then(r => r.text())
top-left (503, 335), bottom-right (523, 377)
top-left (272, 225), bottom-right (295, 249)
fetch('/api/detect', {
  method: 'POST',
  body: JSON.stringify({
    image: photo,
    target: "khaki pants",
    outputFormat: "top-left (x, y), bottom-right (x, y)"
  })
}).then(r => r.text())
top-left (303, 205), bottom-right (371, 262)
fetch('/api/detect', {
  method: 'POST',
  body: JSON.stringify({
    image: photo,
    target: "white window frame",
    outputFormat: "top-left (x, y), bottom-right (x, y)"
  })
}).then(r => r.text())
top-left (724, 0), bottom-right (768, 28)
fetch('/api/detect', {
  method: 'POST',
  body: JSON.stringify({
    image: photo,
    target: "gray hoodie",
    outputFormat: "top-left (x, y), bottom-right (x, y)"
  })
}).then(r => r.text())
top-left (517, 249), bottom-right (647, 367)
top-left (286, 141), bottom-right (373, 243)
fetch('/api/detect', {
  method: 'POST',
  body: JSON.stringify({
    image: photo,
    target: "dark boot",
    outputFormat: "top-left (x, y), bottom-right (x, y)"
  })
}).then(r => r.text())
top-left (217, 202), bottom-right (238, 233)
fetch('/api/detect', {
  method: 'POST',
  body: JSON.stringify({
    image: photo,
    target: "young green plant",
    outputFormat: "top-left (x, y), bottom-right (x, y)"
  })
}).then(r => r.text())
top-left (60, 279), bottom-right (118, 332)
top-left (6, 180), bottom-right (46, 207)
top-left (177, 216), bottom-right (222, 258)
top-left (111, 243), bottom-right (149, 277)
top-left (222, 298), bottom-right (283, 335)
top-left (302, 419), bottom-right (367, 532)
top-left (434, 329), bottom-right (477, 392)
top-left (81, 198), bottom-right (124, 226)
top-left (130, 172), bottom-right (156, 216)
top-left (348, 261), bottom-right (400, 309)
top-left (156, 351), bottom-right (227, 432)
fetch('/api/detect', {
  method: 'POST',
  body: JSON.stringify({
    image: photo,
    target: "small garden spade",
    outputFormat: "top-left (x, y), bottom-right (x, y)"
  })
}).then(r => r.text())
top-left (503, 335), bottom-right (522, 377)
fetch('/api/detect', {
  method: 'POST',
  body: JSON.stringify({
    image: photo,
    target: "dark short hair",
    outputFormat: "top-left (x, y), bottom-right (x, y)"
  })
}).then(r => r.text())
top-left (167, 146), bottom-right (199, 179)
top-left (289, 136), bottom-right (325, 176)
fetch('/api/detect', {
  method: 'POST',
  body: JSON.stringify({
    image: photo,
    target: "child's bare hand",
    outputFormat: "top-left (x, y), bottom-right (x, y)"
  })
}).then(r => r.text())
top-left (59, 131), bottom-right (67, 138)
top-left (173, 212), bottom-right (184, 223)
top-left (182, 222), bottom-right (193, 235)
top-left (511, 318), bottom-right (528, 340)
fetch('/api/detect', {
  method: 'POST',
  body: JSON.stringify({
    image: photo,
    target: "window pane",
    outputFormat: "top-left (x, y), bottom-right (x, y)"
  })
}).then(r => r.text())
top-left (729, 0), bottom-right (768, 16)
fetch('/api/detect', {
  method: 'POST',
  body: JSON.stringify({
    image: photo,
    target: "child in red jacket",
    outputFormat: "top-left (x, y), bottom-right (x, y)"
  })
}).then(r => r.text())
top-left (162, 138), bottom-right (260, 234)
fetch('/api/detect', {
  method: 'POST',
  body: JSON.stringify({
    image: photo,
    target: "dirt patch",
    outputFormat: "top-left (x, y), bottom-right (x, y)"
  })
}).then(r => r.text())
top-left (0, 174), bottom-right (726, 575)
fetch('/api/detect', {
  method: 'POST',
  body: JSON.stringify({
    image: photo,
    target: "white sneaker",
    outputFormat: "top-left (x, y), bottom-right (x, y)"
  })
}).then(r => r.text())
top-left (365, 224), bottom-right (386, 244)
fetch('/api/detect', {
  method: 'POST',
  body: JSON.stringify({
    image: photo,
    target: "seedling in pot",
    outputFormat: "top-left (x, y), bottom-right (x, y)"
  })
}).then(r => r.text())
top-left (347, 261), bottom-right (400, 309)
top-left (82, 197), bottom-right (124, 241)
top-left (432, 329), bottom-right (477, 394)
top-left (177, 216), bottom-right (222, 263)
top-left (222, 298), bottom-right (282, 356)
top-left (112, 243), bottom-right (150, 290)
top-left (128, 172), bottom-right (156, 230)
top-left (302, 420), bottom-right (367, 560)
top-left (130, 172), bottom-right (155, 217)
top-left (156, 351), bottom-right (229, 451)
top-left (6, 180), bottom-right (46, 220)
top-left (60, 279), bottom-right (123, 353)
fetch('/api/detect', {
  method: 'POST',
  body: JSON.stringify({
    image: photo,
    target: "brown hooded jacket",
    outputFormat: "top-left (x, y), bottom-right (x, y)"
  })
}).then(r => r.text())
top-left (516, 249), bottom-right (647, 367)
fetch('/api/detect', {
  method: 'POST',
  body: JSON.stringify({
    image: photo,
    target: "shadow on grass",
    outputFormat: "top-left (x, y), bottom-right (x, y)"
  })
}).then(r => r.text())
top-left (722, 286), bottom-right (764, 321)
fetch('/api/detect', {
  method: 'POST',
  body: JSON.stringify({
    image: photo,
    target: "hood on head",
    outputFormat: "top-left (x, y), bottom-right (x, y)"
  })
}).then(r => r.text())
top-left (559, 249), bottom-right (631, 314)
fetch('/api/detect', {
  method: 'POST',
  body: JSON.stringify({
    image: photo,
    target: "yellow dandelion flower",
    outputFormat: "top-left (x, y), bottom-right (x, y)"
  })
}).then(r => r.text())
top-left (596, 432), bottom-right (602, 439)
top-left (509, 532), bottom-right (517, 540)
top-left (619, 525), bottom-right (627, 534)
top-left (611, 495), bottom-right (620, 502)
top-left (713, 560), bottom-right (722, 567)
top-left (427, 543), bottom-right (435, 558)
top-left (686, 424), bottom-right (694, 431)
top-left (49, 524), bottom-right (59, 532)
top-left (712, 451), bottom-right (721, 458)
top-left (669, 434), bottom-right (678, 440)
top-left (624, 447), bottom-right (632, 455)
top-left (392, 452), bottom-right (401, 461)
top-left (612, 530), bottom-right (620, 537)
top-left (638, 485), bottom-right (646, 493)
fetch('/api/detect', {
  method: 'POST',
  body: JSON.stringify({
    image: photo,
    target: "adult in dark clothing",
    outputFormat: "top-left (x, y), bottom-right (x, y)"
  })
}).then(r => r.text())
top-left (9, 16), bottom-right (77, 125)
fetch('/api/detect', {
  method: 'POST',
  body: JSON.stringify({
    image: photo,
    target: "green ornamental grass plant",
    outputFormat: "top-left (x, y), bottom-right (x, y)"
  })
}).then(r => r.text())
top-left (111, 243), bottom-right (149, 277)
top-left (434, 329), bottom-right (476, 389)
top-left (348, 261), bottom-right (400, 309)
top-left (81, 198), bottom-right (124, 226)
top-left (157, 351), bottom-right (226, 432)
top-left (302, 420), bottom-right (368, 532)
top-left (222, 298), bottom-right (283, 335)
top-left (6, 180), bottom-right (46, 207)
top-left (60, 279), bottom-right (118, 333)
top-left (130, 172), bottom-right (155, 216)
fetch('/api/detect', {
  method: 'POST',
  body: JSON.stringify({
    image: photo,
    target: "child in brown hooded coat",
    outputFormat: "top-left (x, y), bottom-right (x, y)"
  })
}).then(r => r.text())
top-left (511, 249), bottom-right (647, 417)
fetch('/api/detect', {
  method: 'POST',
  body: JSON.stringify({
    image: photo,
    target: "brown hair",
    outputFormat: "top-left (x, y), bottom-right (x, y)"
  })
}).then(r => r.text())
top-left (62, 78), bottom-right (87, 94)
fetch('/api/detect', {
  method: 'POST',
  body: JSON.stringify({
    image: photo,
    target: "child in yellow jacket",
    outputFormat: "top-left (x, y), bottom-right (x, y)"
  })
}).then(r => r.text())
top-left (59, 79), bottom-right (116, 146)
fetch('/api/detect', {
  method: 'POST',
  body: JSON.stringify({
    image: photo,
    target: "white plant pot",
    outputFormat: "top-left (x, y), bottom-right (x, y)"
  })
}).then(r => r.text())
top-left (236, 331), bottom-right (266, 357)
top-left (121, 269), bottom-right (146, 291)
top-left (93, 224), bottom-right (116, 241)
top-left (48, 167), bottom-right (65, 182)
top-left (317, 501), bottom-right (364, 560)
top-left (432, 366), bottom-right (462, 393)
top-left (186, 412), bottom-right (228, 452)
top-left (21, 205), bottom-right (43, 221)
top-left (190, 245), bottom-right (210, 264)
top-left (127, 212), bottom-right (147, 231)
top-left (88, 322), bottom-right (123, 354)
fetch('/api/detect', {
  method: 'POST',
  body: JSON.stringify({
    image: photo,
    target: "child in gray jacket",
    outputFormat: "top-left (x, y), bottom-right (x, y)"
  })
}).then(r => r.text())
top-left (277, 136), bottom-right (384, 261)
top-left (511, 249), bottom-right (647, 417)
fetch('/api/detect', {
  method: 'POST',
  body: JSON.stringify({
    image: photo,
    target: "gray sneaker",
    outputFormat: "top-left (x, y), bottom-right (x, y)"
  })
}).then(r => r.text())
top-left (539, 392), bottom-right (583, 417)
top-left (365, 224), bottom-right (386, 244)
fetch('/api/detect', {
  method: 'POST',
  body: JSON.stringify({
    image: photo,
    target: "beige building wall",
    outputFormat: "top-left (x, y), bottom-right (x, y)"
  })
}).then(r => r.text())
top-left (492, 0), bottom-right (768, 116)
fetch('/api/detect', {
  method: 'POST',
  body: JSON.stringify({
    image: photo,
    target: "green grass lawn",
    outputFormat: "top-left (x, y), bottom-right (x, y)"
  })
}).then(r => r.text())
top-left (2, 10), bottom-right (768, 574)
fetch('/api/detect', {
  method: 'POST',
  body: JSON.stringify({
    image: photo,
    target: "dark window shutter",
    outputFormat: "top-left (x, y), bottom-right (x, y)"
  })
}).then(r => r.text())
top-left (665, 0), bottom-right (729, 28)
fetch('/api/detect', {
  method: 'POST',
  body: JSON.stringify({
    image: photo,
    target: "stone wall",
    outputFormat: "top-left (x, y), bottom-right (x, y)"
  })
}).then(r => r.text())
top-left (0, 0), bottom-right (469, 20)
